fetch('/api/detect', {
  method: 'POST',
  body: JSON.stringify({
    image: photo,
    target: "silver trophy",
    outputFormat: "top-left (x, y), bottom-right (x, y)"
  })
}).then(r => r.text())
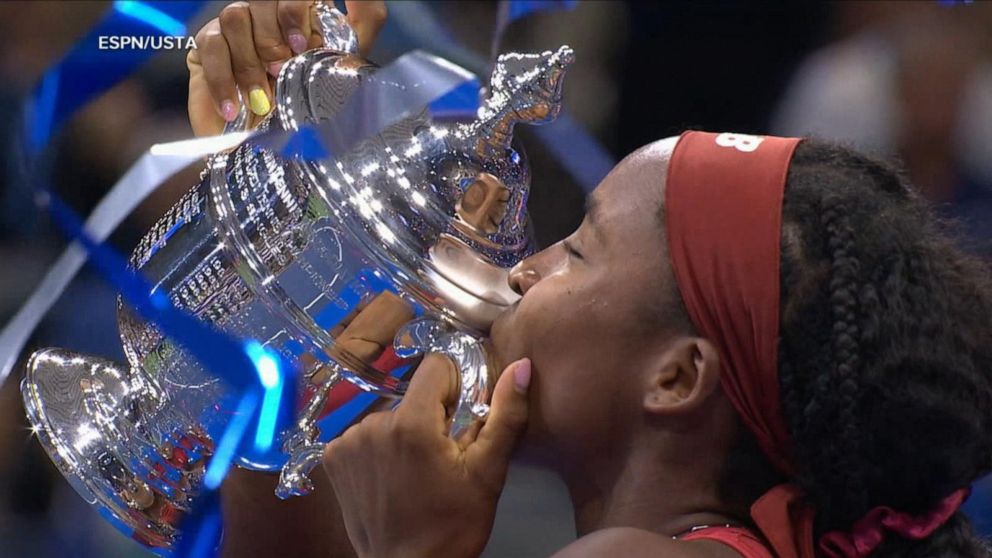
top-left (20, 5), bottom-right (573, 554)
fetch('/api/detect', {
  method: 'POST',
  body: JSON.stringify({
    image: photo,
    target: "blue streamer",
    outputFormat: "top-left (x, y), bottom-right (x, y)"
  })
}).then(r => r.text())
top-left (244, 341), bottom-right (285, 453)
top-left (203, 390), bottom-right (261, 490)
top-left (174, 488), bottom-right (224, 558)
top-left (428, 78), bottom-right (482, 118)
top-left (279, 125), bottom-right (330, 161)
top-left (23, 1), bottom-right (205, 156)
top-left (43, 193), bottom-right (261, 394)
top-left (507, 0), bottom-right (578, 22)
top-left (114, 0), bottom-right (189, 36)
top-left (28, 70), bottom-right (60, 154)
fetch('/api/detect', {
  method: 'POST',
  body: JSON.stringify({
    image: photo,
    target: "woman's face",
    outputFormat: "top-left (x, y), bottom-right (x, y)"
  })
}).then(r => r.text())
top-left (489, 137), bottom-right (683, 464)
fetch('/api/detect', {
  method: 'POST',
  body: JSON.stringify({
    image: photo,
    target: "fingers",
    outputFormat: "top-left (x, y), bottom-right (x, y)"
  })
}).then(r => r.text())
top-left (328, 297), bottom-right (371, 339)
top-left (454, 418), bottom-right (484, 449)
top-left (277, 0), bottom-right (316, 54)
top-left (337, 292), bottom-right (415, 348)
top-left (333, 337), bottom-right (383, 364)
top-left (344, 0), bottom-right (387, 57)
top-left (395, 353), bottom-right (459, 433)
top-left (327, 292), bottom-right (414, 366)
top-left (189, 18), bottom-right (238, 135)
top-left (466, 359), bottom-right (531, 468)
top-left (219, 2), bottom-right (272, 116)
top-left (249, 1), bottom-right (292, 77)
top-left (189, 0), bottom-right (386, 136)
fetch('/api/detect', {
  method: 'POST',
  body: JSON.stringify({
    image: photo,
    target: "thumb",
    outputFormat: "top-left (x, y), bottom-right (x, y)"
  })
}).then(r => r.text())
top-left (467, 358), bottom-right (531, 466)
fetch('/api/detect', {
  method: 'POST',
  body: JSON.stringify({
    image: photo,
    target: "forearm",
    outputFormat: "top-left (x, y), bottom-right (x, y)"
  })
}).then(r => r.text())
top-left (220, 466), bottom-right (357, 558)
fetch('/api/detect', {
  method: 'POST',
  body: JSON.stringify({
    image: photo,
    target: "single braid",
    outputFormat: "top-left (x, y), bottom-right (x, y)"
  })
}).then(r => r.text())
top-left (819, 200), bottom-right (868, 521)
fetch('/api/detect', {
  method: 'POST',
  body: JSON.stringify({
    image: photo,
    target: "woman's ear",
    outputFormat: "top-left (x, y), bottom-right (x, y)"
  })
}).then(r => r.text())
top-left (642, 337), bottom-right (721, 416)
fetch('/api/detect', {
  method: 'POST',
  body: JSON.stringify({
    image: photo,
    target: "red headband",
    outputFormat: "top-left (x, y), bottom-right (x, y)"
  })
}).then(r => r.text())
top-left (666, 131), bottom-right (812, 557)
top-left (665, 131), bottom-right (968, 558)
top-left (666, 131), bottom-right (800, 476)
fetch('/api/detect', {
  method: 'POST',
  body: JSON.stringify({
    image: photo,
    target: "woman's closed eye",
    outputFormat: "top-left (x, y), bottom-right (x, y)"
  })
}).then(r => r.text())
top-left (563, 239), bottom-right (584, 260)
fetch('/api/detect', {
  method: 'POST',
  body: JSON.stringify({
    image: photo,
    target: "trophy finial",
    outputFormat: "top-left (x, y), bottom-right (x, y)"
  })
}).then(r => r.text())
top-left (472, 45), bottom-right (575, 155)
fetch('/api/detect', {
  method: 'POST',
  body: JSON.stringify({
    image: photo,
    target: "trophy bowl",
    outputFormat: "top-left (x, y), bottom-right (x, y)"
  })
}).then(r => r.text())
top-left (21, 4), bottom-right (574, 553)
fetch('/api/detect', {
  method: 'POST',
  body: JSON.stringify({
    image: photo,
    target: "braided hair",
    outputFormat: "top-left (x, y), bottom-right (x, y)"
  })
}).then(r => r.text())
top-left (714, 140), bottom-right (992, 556)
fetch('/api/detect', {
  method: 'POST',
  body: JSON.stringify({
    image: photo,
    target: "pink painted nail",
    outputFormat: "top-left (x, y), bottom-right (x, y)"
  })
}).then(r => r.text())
top-left (288, 31), bottom-right (307, 54)
top-left (220, 100), bottom-right (238, 122)
top-left (513, 359), bottom-right (531, 393)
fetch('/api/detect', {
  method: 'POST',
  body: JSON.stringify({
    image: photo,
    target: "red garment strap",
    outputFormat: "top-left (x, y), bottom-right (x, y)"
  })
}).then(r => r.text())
top-left (665, 131), bottom-right (800, 475)
top-left (751, 483), bottom-right (817, 558)
top-left (680, 525), bottom-right (776, 558)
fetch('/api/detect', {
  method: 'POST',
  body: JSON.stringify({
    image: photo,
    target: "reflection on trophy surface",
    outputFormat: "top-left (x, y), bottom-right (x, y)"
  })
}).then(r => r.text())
top-left (20, 3), bottom-right (574, 552)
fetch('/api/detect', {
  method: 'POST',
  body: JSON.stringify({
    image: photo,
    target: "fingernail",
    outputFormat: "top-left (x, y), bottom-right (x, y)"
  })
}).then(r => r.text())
top-left (288, 31), bottom-right (307, 54)
top-left (512, 359), bottom-right (531, 393)
top-left (267, 61), bottom-right (285, 78)
top-left (248, 88), bottom-right (270, 116)
top-left (220, 100), bottom-right (237, 122)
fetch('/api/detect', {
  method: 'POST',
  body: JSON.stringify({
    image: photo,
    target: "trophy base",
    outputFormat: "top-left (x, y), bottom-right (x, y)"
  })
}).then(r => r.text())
top-left (22, 348), bottom-right (212, 553)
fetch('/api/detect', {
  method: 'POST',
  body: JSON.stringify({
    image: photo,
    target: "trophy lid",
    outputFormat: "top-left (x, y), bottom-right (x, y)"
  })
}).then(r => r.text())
top-left (243, 6), bottom-right (574, 330)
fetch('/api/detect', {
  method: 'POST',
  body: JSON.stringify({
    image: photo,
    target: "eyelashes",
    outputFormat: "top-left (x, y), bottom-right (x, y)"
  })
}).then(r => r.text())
top-left (562, 239), bottom-right (584, 260)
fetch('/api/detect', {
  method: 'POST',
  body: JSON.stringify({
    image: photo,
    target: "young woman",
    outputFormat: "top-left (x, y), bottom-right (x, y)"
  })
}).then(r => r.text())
top-left (190, 3), bottom-right (992, 557)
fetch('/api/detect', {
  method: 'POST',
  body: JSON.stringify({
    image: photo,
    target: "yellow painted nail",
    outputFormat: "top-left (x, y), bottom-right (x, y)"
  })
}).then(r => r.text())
top-left (248, 88), bottom-right (270, 116)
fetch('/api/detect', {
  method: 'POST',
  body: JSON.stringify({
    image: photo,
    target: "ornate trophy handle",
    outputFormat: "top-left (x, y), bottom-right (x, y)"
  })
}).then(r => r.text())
top-left (275, 364), bottom-right (340, 499)
top-left (393, 318), bottom-right (492, 436)
top-left (275, 317), bottom-right (491, 500)
top-left (313, 1), bottom-right (359, 54)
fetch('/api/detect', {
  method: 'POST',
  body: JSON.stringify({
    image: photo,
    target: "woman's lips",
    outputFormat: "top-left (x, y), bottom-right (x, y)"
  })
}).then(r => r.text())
top-left (491, 298), bottom-right (519, 332)
top-left (488, 298), bottom-right (521, 361)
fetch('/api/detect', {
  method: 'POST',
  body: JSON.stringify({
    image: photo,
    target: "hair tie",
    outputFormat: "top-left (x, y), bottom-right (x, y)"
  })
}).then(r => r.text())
top-left (818, 487), bottom-right (971, 558)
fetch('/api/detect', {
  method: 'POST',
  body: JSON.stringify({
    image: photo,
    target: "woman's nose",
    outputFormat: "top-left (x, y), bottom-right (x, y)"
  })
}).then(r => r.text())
top-left (508, 261), bottom-right (541, 296)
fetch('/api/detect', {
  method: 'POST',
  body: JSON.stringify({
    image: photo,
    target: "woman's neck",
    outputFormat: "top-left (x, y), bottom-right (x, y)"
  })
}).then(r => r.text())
top-left (562, 434), bottom-right (746, 538)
